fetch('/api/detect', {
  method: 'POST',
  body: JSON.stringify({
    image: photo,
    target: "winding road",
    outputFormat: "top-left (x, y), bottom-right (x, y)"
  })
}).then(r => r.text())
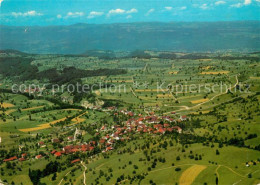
top-left (81, 161), bottom-right (87, 185)
top-left (58, 170), bottom-right (72, 185)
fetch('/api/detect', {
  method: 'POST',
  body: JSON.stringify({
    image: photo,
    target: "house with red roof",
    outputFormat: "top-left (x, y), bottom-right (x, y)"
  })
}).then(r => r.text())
top-left (3, 156), bottom-right (17, 162)
top-left (51, 150), bottom-right (57, 154)
top-left (101, 125), bottom-right (107, 131)
top-left (35, 155), bottom-right (42, 159)
top-left (106, 146), bottom-right (113, 151)
top-left (38, 141), bottom-right (45, 147)
top-left (54, 152), bottom-right (62, 157)
top-left (180, 115), bottom-right (187, 121)
top-left (63, 145), bottom-right (74, 154)
top-left (127, 112), bottom-right (134, 117)
top-left (19, 158), bottom-right (26, 161)
top-left (67, 136), bottom-right (74, 141)
top-left (164, 123), bottom-right (170, 127)
top-left (107, 106), bottom-right (116, 111)
top-left (99, 139), bottom-right (106, 144)
top-left (158, 127), bottom-right (166, 134)
top-left (172, 126), bottom-right (182, 133)
top-left (21, 153), bottom-right (27, 158)
top-left (71, 159), bottom-right (80, 164)
top-left (154, 124), bottom-right (162, 128)
top-left (52, 138), bottom-right (60, 143)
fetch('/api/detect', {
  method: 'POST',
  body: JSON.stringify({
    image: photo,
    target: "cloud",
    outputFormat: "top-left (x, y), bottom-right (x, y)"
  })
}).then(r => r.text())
top-left (66, 12), bottom-right (84, 18)
top-left (126, 15), bottom-right (132, 19)
top-left (126, 8), bottom-right (138, 14)
top-left (179, 6), bottom-right (187, 10)
top-left (165, 7), bottom-right (172, 11)
top-left (0, 0), bottom-right (4, 7)
top-left (108, 8), bottom-right (125, 16)
top-left (244, 0), bottom-right (252, 5)
top-left (87, 11), bottom-right (104, 19)
top-left (57, 14), bottom-right (62, 19)
top-left (12, 10), bottom-right (43, 17)
top-left (200, 4), bottom-right (208, 10)
top-left (230, 3), bottom-right (243, 7)
top-left (145, 8), bottom-right (154, 16)
top-left (107, 8), bottom-right (137, 17)
top-left (230, 0), bottom-right (252, 8)
top-left (256, 0), bottom-right (260, 2)
top-left (215, 1), bottom-right (226, 5)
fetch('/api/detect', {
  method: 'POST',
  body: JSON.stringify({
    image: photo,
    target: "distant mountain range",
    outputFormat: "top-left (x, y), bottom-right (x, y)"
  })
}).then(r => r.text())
top-left (0, 21), bottom-right (260, 54)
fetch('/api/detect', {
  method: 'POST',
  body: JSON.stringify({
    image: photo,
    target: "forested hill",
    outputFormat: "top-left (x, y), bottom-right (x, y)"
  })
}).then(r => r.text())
top-left (0, 21), bottom-right (260, 54)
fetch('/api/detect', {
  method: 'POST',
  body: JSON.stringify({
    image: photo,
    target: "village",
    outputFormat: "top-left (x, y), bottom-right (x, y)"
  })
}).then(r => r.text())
top-left (2, 106), bottom-right (186, 165)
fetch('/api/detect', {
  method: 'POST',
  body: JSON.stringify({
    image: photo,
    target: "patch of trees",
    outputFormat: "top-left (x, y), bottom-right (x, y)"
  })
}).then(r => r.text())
top-left (36, 66), bottom-right (127, 85)
top-left (226, 138), bottom-right (245, 147)
top-left (0, 88), bottom-right (84, 109)
top-left (0, 149), bottom-right (8, 158)
top-left (45, 96), bottom-right (84, 109)
top-left (214, 56), bottom-right (260, 61)
top-left (158, 53), bottom-right (177, 59)
top-left (0, 57), bottom-right (37, 80)
top-left (178, 54), bottom-right (260, 61)
top-left (29, 161), bottom-right (61, 185)
top-left (0, 88), bottom-right (34, 100)
top-left (179, 134), bottom-right (207, 145)
top-left (128, 50), bottom-right (152, 59)
top-left (179, 54), bottom-right (210, 60)
top-left (102, 99), bottom-right (124, 108)
top-left (0, 56), bottom-right (127, 84)
top-left (245, 133), bottom-right (257, 140)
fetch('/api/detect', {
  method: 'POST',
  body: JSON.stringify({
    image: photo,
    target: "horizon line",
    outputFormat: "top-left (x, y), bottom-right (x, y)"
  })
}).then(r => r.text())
top-left (1, 20), bottom-right (260, 27)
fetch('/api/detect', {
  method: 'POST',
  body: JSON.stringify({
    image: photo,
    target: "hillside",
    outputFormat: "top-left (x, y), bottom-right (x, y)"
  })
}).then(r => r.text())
top-left (0, 21), bottom-right (260, 54)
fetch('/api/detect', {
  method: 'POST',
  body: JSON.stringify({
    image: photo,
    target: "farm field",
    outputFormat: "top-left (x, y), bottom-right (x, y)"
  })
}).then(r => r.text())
top-left (0, 50), bottom-right (259, 185)
top-left (37, 142), bottom-right (260, 185)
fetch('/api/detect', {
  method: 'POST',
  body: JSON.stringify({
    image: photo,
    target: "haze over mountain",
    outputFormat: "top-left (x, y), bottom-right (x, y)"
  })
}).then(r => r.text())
top-left (1, 21), bottom-right (260, 54)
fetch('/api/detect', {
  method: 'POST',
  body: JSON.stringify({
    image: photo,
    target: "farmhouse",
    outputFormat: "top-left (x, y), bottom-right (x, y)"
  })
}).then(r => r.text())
top-left (54, 152), bottom-right (62, 157)
top-left (67, 136), bottom-right (74, 141)
top-left (38, 141), bottom-right (45, 146)
top-left (21, 153), bottom-right (27, 158)
top-left (52, 138), bottom-right (60, 143)
top-left (106, 146), bottom-right (113, 151)
top-left (180, 115), bottom-right (187, 121)
top-left (3, 156), bottom-right (17, 162)
top-left (71, 159), bottom-right (80, 164)
top-left (172, 126), bottom-right (182, 133)
top-left (19, 158), bottom-right (26, 161)
top-left (35, 155), bottom-right (42, 159)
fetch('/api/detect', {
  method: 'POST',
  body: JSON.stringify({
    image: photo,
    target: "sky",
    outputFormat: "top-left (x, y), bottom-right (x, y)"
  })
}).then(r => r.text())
top-left (0, 0), bottom-right (260, 26)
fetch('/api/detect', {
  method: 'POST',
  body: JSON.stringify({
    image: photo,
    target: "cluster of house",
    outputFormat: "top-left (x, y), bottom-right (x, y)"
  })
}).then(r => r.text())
top-left (47, 112), bottom-right (187, 157)
top-left (2, 139), bottom-right (96, 163)
top-left (93, 112), bottom-right (187, 152)
top-left (23, 88), bottom-right (41, 93)
top-left (108, 107), bottom-right (187, 122)
top-left (3, 153), bottom-right (27, 162)
top-left (99, 115), bottom-right (183, 135)
top-left (2, 107), bottom-right (188, 163)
